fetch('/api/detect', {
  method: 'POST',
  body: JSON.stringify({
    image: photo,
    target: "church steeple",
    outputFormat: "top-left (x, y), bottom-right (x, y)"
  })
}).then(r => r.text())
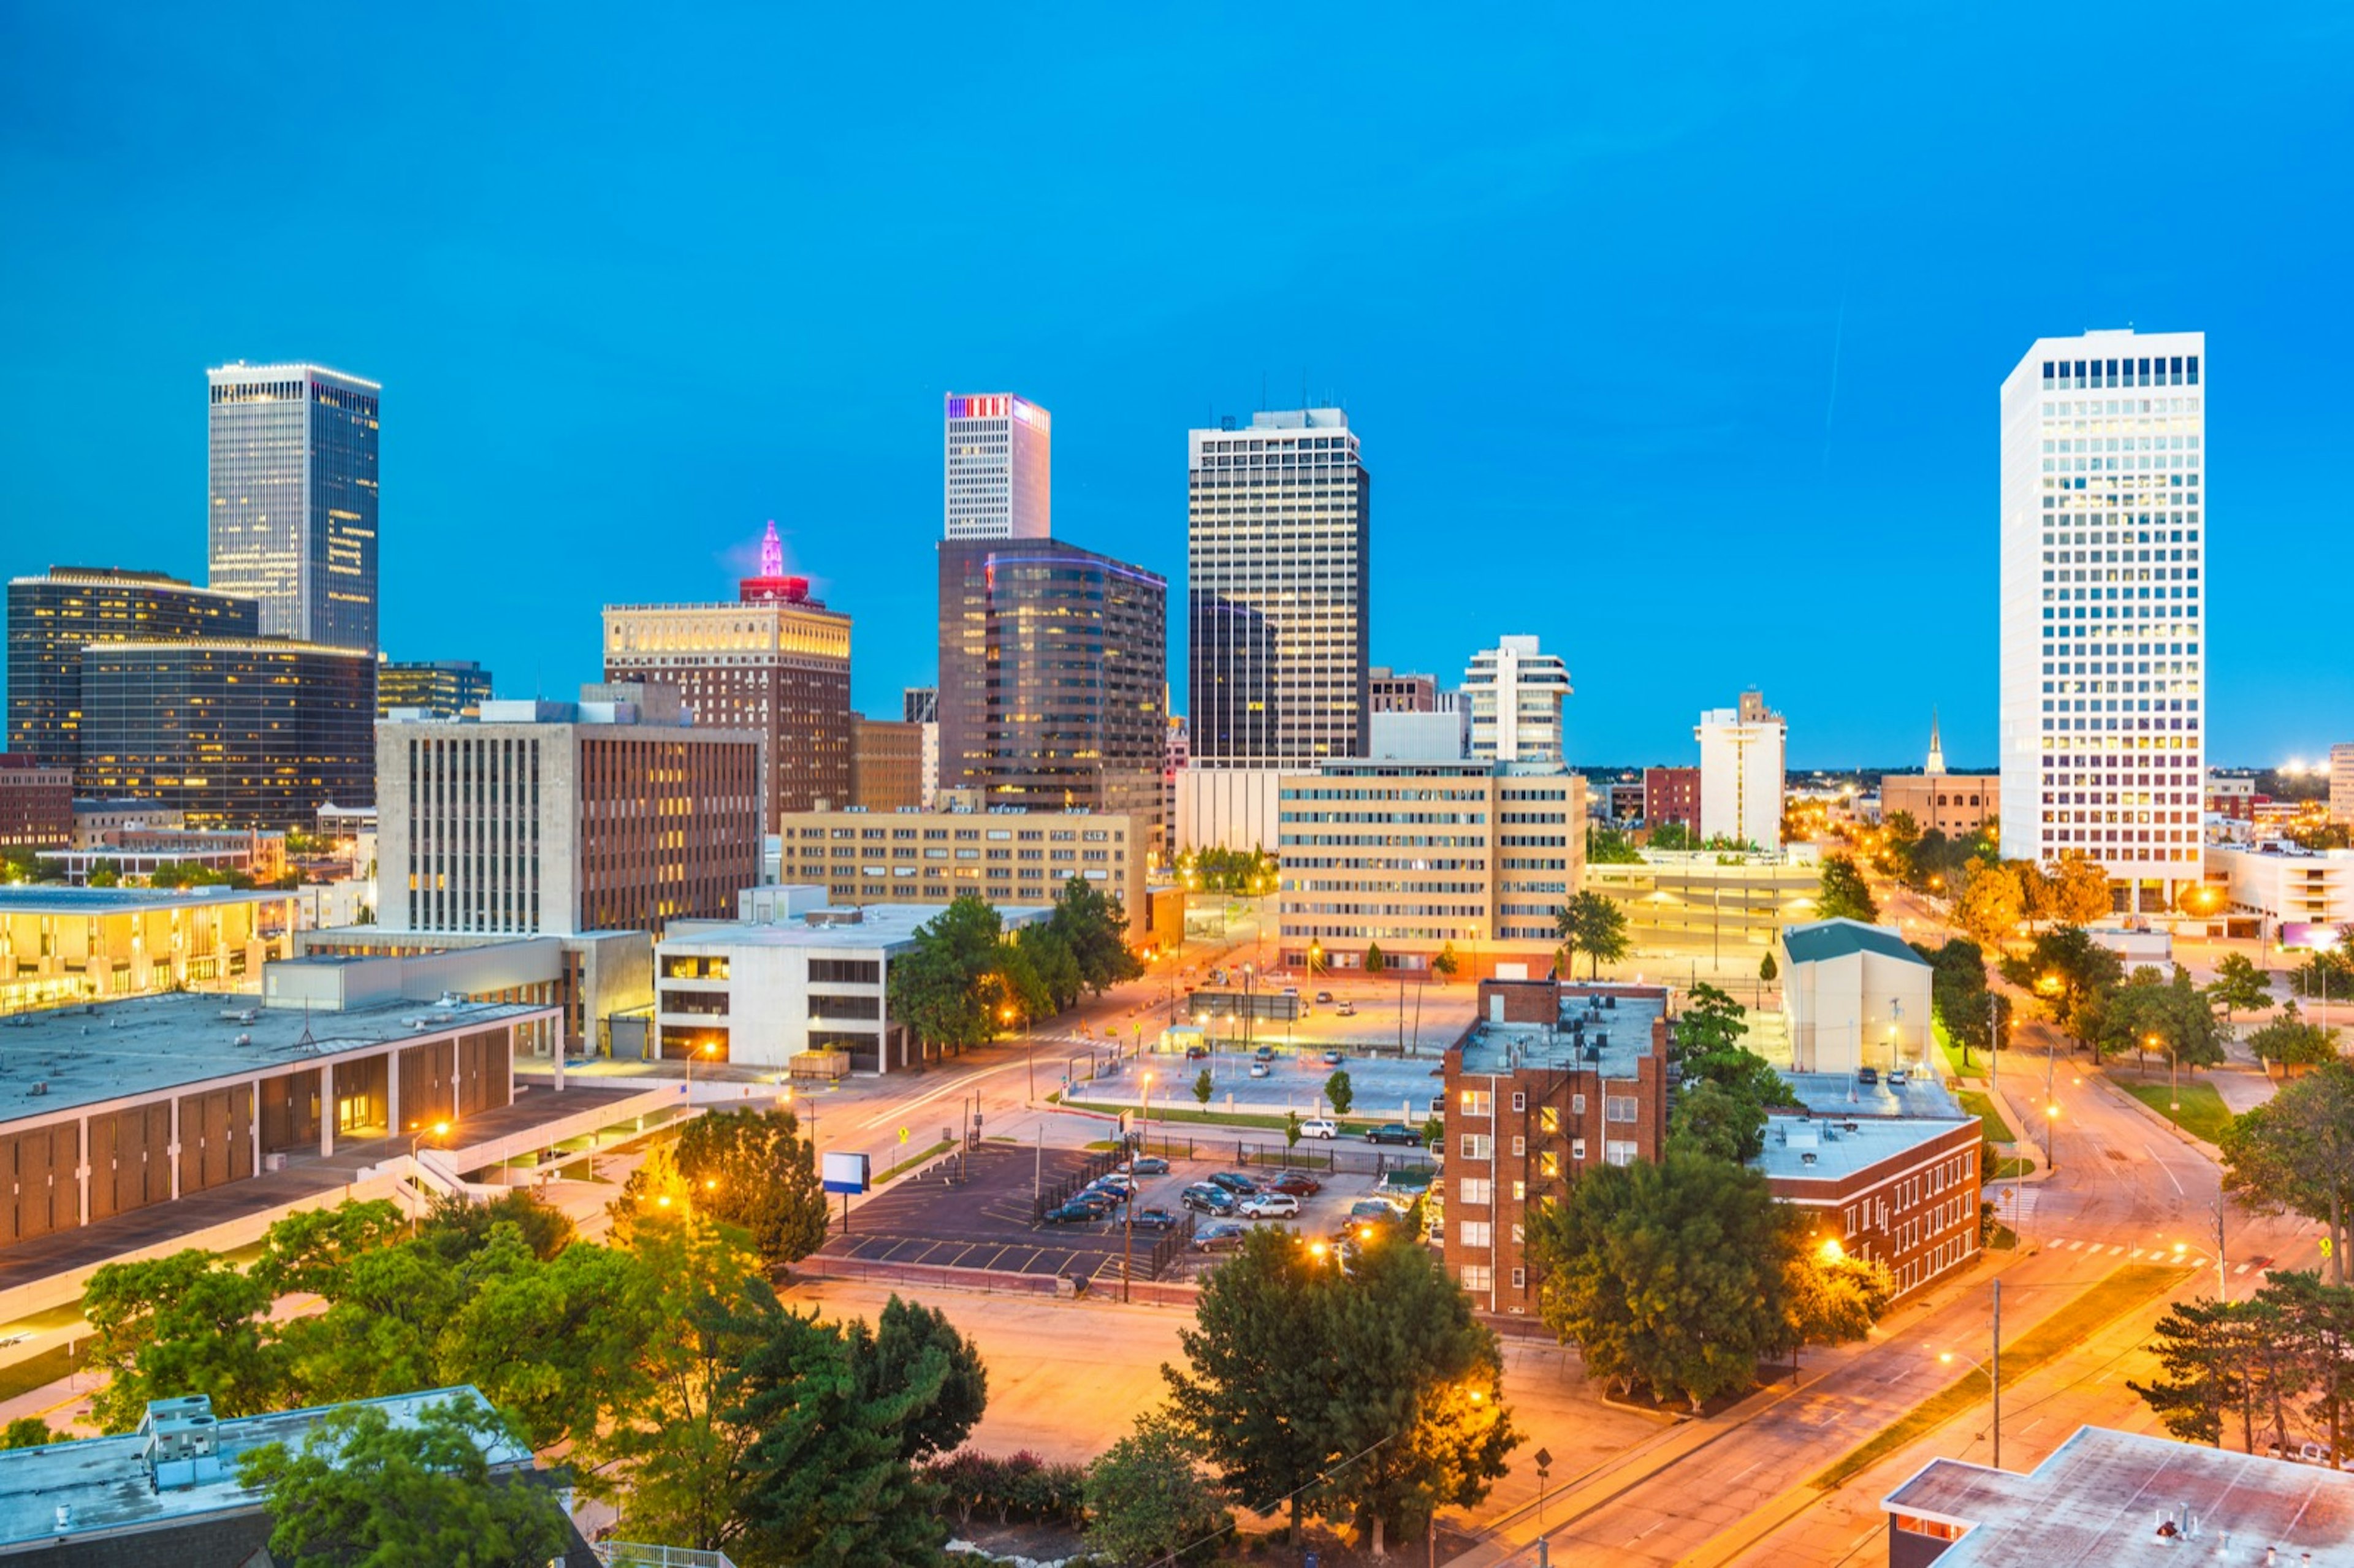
top-left (1925, 709), bottom-right (1947, 776)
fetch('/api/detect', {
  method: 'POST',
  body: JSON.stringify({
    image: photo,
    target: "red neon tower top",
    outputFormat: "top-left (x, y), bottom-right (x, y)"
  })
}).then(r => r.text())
top-left (739, 520), bottom-right (817, 605)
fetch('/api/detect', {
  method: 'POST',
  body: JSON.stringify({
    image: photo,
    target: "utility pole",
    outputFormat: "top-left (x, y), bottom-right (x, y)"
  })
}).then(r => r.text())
top-left (1992, 1277), bottom-right (2002, 1471)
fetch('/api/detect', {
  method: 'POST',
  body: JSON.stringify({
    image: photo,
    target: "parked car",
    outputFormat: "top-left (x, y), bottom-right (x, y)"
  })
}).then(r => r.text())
top-left (1299, 1117), bottom-right (1339, 1140)
top-left (1240, 1192), bottom-right (1302, 1219)
top-left (1183, 1043), bottom-right (1210, 1060)
top-left (1334, 1003), bottom-right (1356, 1018)
top-left (1129, 1155), bottom-right (1171, 1176)
top-left (1045, 1200), bottom-right (1107, 1224)
top-left (1322, 1048), bottom-right (1346, 1064)
top-left (1206, 1170), bottom-right (1259, 1195)
top-left (1082, 1181), bottom-right (1131, 1206)
top-left (1254, 1044), bottom-right (1275, 1062)
top-left (1857, 1065), bottom-right (1880, 1086)
top-left (1192, 1221), bottom-right (1247, 1253)
top-left (1365, 1123), bottom-right (1423, 1146)
top-left (1886, 1068), bottom-right (1910, 1087)
top-left (1129, 1207), bottom-right (1183, 1233)
top-left (1249, 1060), bottom-right (1271, 1078)
top-left (1265, 1170), bottom-right (1322, 1196)
top-left (1181, 1184), bottom-right (1236, 1216)
top-left (1315, 989), bottom-right (1334, 1004)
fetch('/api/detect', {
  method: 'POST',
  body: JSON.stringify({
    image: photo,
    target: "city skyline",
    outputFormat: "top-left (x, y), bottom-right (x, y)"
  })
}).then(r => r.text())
top-left (3, 9), bottom-right (2348, 766)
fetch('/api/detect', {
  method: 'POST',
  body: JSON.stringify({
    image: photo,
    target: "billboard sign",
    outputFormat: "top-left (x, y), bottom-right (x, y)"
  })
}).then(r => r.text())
top-left (821, 1151), bottom-right (870, 1196)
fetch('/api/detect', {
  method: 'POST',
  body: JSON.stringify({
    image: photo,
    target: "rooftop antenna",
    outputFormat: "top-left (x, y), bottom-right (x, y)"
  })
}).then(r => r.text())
top-left (296, 1000), bottom-right (314, 1053)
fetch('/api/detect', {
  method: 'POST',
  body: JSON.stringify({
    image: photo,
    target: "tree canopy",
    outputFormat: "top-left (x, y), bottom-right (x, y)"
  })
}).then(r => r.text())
top-left (2219, 1062), bottom-right (2354, 1287)
top-left (1554, 891), bottom-right (1629, 981)
top-left (1816, 855), bottom-right (1878, 923)
top-left (611, 1105), bottom-right (829, 1268)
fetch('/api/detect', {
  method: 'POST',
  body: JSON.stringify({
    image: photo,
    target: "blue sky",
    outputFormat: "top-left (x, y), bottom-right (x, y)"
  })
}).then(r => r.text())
top-left (4, 4), bottom-right (2348, 767)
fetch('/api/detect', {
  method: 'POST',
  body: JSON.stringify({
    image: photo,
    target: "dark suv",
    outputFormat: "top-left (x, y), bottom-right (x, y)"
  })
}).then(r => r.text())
top-left (1206, 1171), bottom-right (1259, 1195)
top-left (1181, 1184), bottom-right (1236, 1216)
top-left (1365, 1124), bottom-right (1423, 1146)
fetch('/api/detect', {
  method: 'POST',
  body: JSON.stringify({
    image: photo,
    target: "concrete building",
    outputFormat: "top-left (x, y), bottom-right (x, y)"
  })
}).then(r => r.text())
top-left (2333, 742), bottom-right (2354, 826)
top-left (1642, 766), bottom-right (1701, 832)
top-left (2000, 329), bottom-right (2207, 916)
top-left (1276, 761), bottom-right (1587, 977)
top-left (2207, 843), bottom-right (2354, 940)
top-left (1465, 636), bottom-right (1570, 764)
top-left (601, 522), bottom-right (853, 826)
top-left (1187, 409), bottom-right (1369, 763)
top-left (1368, 666), bottom-right (1438, 712)
top-left (1880, 712), bottom-right (1998, 837)
top-left (377, 683), bottom-right (761, 939)
top-left (0, 1387), bottom-right (593, 1565)
top-left (69, 801), bottom-right (186, 846)
top-left (1583, 849), bottom-right (1824, 976)
top-left (850, 715), bottom-right (926, 812)
top-left (376, 657), bottom-right (492, 718)
top-left (75, 639), bottom-right (376, 828)
top-left (0, 886), bottom-right (302, 1013)
top-left (0, 988), bottom-right (551, 1254)
top-left (1779, 918), bottom-right (1935, 1075)
top-left (1442, 981), bottom-right (1673, 1315)
top-left (1173, 764), bottom-right (1283, 855)
top-left (1605, 777), bottom-right (1645, 823)
top-left (1697, 690), bottom-right (1786, 850)
top-left (944, 392), bottom-right (1051, 541)
top-left (655, 886), bottom-right (1053, 1073)
top-left (1881, 1424), bottom-right (2354, 1567)
top-left (206, 362), bottom-right (381, 653)
top-left (1369, 711), bottom-right (1467, 762)
top-left (6, 567), bottom-right (259, 766)
top-left (296, 926), bottom-right (649, 1060)
top-left (935, 536), bottom-right (1166, 842)
top-left (0, 757), bottom-right (71, 850)
top-left (1763, 1073), bottom-right (1980, 1303)
top-left (775, 797), bottom-right (1150, 943)
top-left (2206, 770), bottom-right (2259, 821)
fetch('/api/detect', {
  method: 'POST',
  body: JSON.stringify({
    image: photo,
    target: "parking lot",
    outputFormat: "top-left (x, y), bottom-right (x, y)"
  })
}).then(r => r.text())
top-left (1086, 1042), bottom-right (1449, 1125)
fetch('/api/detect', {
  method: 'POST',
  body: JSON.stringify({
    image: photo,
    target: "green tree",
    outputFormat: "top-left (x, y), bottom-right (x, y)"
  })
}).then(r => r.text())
top-left (1015, 920), bottom-right (1083, 1014)
top-left (2264, 1270), bottom-right (2354, 1463)
top-left (1192, 1067), bottom-right (1214, 1107)
top-left (1668, 1077), bottom-right (1769, 1162)
top-left (254, 1199), bottom-right (411, 1296)
top-left (2207, 953), bottom-right (2274, 1035)
top-left (1285, 1111), bottom-right (1303, 1151)
top-left (83, 1250), bottom-right (285, 1431)
top-left (1917, 938), bottom-right (2000, 1065)
top-left (413, 1189), bottom-right (576, 1266)
top-left (1553, 890), bottom-right (1629, 981)
top-left (1529, 1151), bottom-right (1796, 1410)
top-left (1049, 876), bottom-right (1145, 996)
top-left (1314, 1238), bottom-right (1518, 1556)
top-left (1671, 983), bottom-right (1750, 1060)
top-left (2002, 924), bottom-right (2125, 1047)
top-left (1758, 950), bottom-right (1778, 985)
top-left (443, 1234), bottom-right (654, 1453)
top-left (1, 1418), bottom-right (54, 1450)
top-left (887, 896), bottom-right (1008, 1057)
top-left (2044, 853), bottom-right (2115, 925)
top-left (636, 1106), bottom-right (832, 1269)
top-left (1586, 825), bottom-right (1644, 864)
top-left (1085, 1415), bottom-right (1233, 1566)
top-left (1647, 821), bottom-right (1697, 851)
top-left (1363, 942), bottom-right (1386, 975)
top-left (847, 1295), bottom-right (988, 1464)
top-left (1816, 855), bottom-right (1878, 923)
top-left (2247, 1003), bottom-right (2340, 1076)
top-left (1431, 943), bottom-right (1461, 983)
top-left (1785, 1246), bottom-right (1896, 1352)
top-left (2220, 1062), bottom-right (2354, 1287)
top-left (1881, 812), bottom-right (1922, 880)
top-left (2130, 1296), bottom-right (2244, 1447)
top-left (236, 1396), bottom-right (568, 1568)
top-left (1324, 1069), bottom-right (1355, 1116)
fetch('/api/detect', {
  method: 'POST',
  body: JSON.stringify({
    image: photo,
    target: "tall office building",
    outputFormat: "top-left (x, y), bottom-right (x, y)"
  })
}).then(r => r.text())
top-left (1465, 636), bottom-right (1571, 764)
top-left (1696, 691), bottom-right (1786, 850)
top-left (943, 392), bottom-right (1051, 541)
top-left (1187, 409), bottom-right (1370, 763)
top-left (937, 537), bottom-right (1167, 836)
top-left (603, 523), bottom-right (853, 828)
top-left (76, 639), bottom-right (376, 828)
top-left (7, 567), bottom-right (260, 763)
top-left (206, 363), bottom-right (381, 652)
top-left (1999, 329), bottom-right (2206, 913)
top-left (378, 658), bottom-right (494, 719)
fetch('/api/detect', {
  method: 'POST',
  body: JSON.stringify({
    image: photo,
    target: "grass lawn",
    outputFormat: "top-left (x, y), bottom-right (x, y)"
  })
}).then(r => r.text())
top-left (2120, 1079), bottom-right (2234, 1143)
top-left (1957, 1090), bottom-right (2017, 1146)
top-left (1933, 1019), bottom-right (1975, 1082)
top-left (877, 1140), bottom-right (955, 1184)
top-left (1810, 1262), bottom-right (2189, 1490)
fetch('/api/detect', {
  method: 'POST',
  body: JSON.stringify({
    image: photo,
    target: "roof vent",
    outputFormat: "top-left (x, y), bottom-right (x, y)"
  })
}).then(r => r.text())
top-left (1800, 1151), bottom-right (1817, 1166)
top-left (53, 1505), bottom-right (68, 1532)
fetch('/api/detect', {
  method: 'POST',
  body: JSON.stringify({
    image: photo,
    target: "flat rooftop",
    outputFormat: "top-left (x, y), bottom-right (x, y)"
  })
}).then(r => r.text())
top-left (1783, 1069), bottom-right (1963, 1120)
top-left (0, 992), bottom-right (550, 1121)
top-left (1460, 988), bottom-right (1666, 1077)
top-left (1755, 1107), bottom-right (1969, 1182)
top-left (662, 902), bottom-right (1053, 951)
top-left (0, 886), bottom-right (286, 918)
top-left (0, 1387), bottom-right (523, 1549)
top-left (1884, 1425), bottom-right (2354, 1565)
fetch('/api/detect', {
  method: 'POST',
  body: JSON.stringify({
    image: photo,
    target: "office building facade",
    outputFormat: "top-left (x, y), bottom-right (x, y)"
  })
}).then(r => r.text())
top-left (937, 537), bottom-right (1167, 839)
top-left (944, 392), bottom-right (1051, 541)
top-left (376, 685), bottom-right (762, 940)
top-left (206, 362), bottom-right (381, 652)
top-left (76, 640), bottom-right (376, 828)
top-left (1368, 666), bottom-right (1438, 712)
top-left (0, 757), bottom-right (72, 851)
top-left (1188, 409), bottom-right (1370, 763)
top-left (378, 658), bottom-right (493, 718)
top-left (2331, 742), bottom-right (2354, 826)
top-left (850, 715), bottom-right (926, 812)
top-left (7, 567), bottom-right (259, 764)
top-left (1697, 690), bottom-right (1786, 850)
top-left (602, 526), bottom-right (853, 828)
top-left (2000, 329), bottom-right (2206, 915)
top-left (1642, 765), bottom-right (1700, 831)
top-left (902, 686), bottom-right (939, 725)
top-left (1465, 636), bottom-right (1571, 764)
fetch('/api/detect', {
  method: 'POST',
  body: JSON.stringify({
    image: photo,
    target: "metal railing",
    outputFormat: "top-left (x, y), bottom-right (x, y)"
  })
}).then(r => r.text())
top-left (597, 1544), bottom-right (738, 1568)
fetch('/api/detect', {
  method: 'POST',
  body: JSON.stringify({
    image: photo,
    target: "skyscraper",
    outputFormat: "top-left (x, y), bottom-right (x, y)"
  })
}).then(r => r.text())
top-left (943, 392), bottom-right (1051, 540)
top-left (602, 523), bottom-right (853, 826)
top-left (2000, 329), bottom-right (2205, 914)
top-left (1187, 409), bottom-right (1370, 763)
top-left (1465, 636), bottom-right (1571, 764)
top-left (937, 537), bottom-right (1167, 837)
top-left (377, 658), bottom-right (494, 719)
top-left (7, 567), bottom-right (259, 763)
top-left (206, 363), bottom-right (381, 652)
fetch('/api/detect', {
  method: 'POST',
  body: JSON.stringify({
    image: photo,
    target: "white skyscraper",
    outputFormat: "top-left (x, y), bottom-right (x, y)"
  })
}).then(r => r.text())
top-left (1465, 636), bottom-right (1571, 763)
top-left (1999, 329), bottom-right (2206, 914)
top-left (943, 392), bottom-right (1051, 540)
top-left (1696, 690), bottom-right (1785, 850)
top-left (207, 362), bottom-right (381, 652)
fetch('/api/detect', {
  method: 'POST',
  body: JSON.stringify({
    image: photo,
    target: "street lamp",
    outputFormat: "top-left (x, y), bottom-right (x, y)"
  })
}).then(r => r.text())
top-left (1933, 1277), bottom-right (2003, 1471)
top-left (2043, 1100), bottom-right (2060, 1174)
top-left (406, 1119), bottom-right (451, 1235)
top-left (686, 1038), bottom-right (718, 1094)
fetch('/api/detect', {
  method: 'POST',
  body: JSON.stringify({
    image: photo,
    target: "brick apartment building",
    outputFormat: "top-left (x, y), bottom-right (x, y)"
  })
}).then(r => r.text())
top-left (1642, 765), bottom-right (1699, 831)
top-left (1440, 980), bottom-right (1672, 1317)
top-left (1762, 1076), bottom-right (1983, 1303)
top-left (0, 755), bottom-right (71, 850)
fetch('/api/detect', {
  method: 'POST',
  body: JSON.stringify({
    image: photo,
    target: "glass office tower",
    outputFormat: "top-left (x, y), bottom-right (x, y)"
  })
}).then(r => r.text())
top-left (6, 567), bottom-right (259, 764)
top-left (207, 363), bottom-right (381, 653)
